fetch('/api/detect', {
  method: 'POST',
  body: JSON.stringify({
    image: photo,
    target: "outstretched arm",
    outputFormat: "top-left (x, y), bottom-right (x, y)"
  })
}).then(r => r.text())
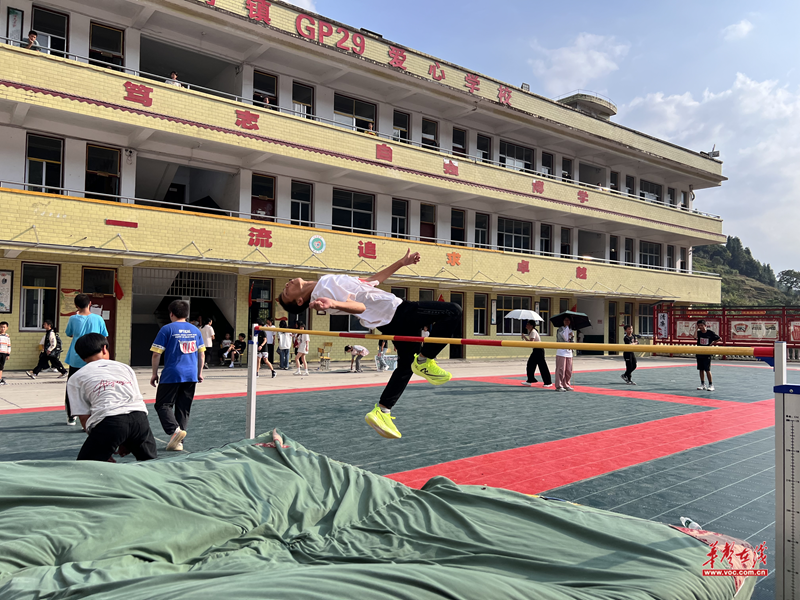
top-left (370, 249), bottom-right (420, 285)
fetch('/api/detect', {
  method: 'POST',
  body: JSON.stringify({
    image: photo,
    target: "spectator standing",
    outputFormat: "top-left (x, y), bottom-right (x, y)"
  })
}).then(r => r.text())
top-left (345, 344), bottom-right (369, 373)
top-left (0, 321), bottom-right (10, 386)
top-left (695, 320), bottom-right (721, 391)
top-left (150, 300), bottom-right (205, 451)
top-left (68, 334), bottom-right (157, 462)
top-left (64, 294), bottom-right (109, 426)
top-left (165, 71), bottom-right (182, 88)
top-left (554, 316), bottom-right (574, 392)
top-left (265, 319), bottom-right (275, 365)
top-left (621, 324), bottom-right (639, 385)
top-left (365, 122), bottom-right (378, 136)
top-left (278, 329), bottom-right (292, 369)
top-left (421, 325), bottom-right (430, 339)
top-left (521, 320), bottom-right (551, 387)
top-left (26, 319), bottom-right (67, 379)
top-left (200, 317), bottom-right (215, 368)
top-left (293, 324), bottom-right (309, 376)
top-left (23, 30), bottom-right (40, 51)
top-left (376, 338), bottom-right (389, 371)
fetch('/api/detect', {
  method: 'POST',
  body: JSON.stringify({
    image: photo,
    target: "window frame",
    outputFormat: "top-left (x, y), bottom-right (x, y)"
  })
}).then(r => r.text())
top-left (25, 133), bottom-right (63, 194)
top-left (85, 144), bottom-right (120, 200)
top-left (392, 110), bottom-right (410, 143)
top-left (666, 245), bottom-right (675, 270)
top-left (610, 235), bottom-right (619, 264)
top-left (473, 292), bottom-right (488, 336)
top-left (332, 188), bottom-right (374, 234)
top-left (421, 118), bottom-right (439, 150)
top-left (476, 134), bottom-right (492, 163)
top-left (474, 212), bottom-right (490, 248)
top-left (667, 187), bottom-right (677, 206)
top-left (88, 22), bottom-right (124, 69)
top-left (497, 216), bottom-right (532, 253)
top-left (451, 208), bottom-right (466, 246)
top-left (251, 172), bottom-right (276, 222)
top-left (452, 127), bottom-right (467, 157)
top-left (499, 140), bottom-right (534, 173)
top-left (495, 294), bottom-right (532, 335)
top-left (561, 157), bottom-right (573, 181)
top-left (539, 223), bottom-right (552, 255)
top-left (82, 266), bottom-right (116, 295)
top-left (292, 81), bottom-right (315, 118)
top-left (419, 289), bottom-right (435, 303)
top-left (420, 203), bottom-right (436, 242)
top-left (639, 179), bottom-right (663, 203)
top-left (625, 175), bottom-right (636, 196)
top-left (390, 287), bottom-right (408, 300)
top-left (540, 152), bottom-right (554, 177)
top-left (330, 313), bottom-right (369, 333)
top-left (333, 92), bottom-right (377, 132)
top-left (638, 304), bottom-right (654, 336)
top-left (537, 298), bottom-right (551, 336)
top-left (290, 180), bottom-right (313, 227)
top-left (624, 238), bottom-right (634, 265)
top-left (32, 6), bottom-right (69, 57)
top-left (391, 198), bottom-right (408, 239)
top-left (638, 241), bottom-right (662, 269)
top-left (560, 227), bottom-right (572, 257)
top-left (610, 171), bottom-right (620, 191)
top-left (20, 262), bottom-right (59, 332)
top-left (253, 70), bottom-right (278, 108)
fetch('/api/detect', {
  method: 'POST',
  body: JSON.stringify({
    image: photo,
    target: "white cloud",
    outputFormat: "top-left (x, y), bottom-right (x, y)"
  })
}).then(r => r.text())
top-left (284, 0), bottom-right (317, 12)
top-left (529, 33), bottom-right (629, 97)
top-left (618, 74), bottom-right (800, 272)
top-left (721, 19), bottom-right (754, 41)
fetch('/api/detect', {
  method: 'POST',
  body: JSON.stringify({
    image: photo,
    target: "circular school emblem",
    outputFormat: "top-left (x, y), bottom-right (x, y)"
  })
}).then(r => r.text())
top-left (309, 235), bottom-right (326, 254)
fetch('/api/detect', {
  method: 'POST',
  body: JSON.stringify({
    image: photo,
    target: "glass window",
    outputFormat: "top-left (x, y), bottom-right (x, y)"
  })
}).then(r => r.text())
top-left (679, 247), bottom-right (688, 272)
top-left (625, 175), bottom-right (636, 195)
top-left (393, 111), bottom-right (410, 142)
top-left (391, 199), bottom-right (408, 238)
top-left (681, 191), bottom-right (689, 208)
top-left (477, 134), bottom-right (492, 163)
top-left (497, 217), bottom-right (531, 253)
top-left (473, 293), bottom-right (487, 335)
top-left (639, 241), bottom-right (662, 268)
top-left (541, 152), bottom-right (554, 176)
top-left (32, 7), bottom-right (68, 57)
top-left (666, 245), bottom-right (675, 270)
top-left (85, 145), bottom-right (120, 200)
top-left (452, 128), bottom-right (467, 157)
top-left (253, 71), bottom-right (277, 108)
top-left (538, 298), bottom-right (551, 335)
top-left (610, 171), bottom-right (619, 191)
top-left (332, 189), bottom-right (374, 233)
top-left (610, 235), bottom-right (619, 263)
top-left (82, 268), bottom-right (114, 294)
top-left (475, 213), bottom-right (489, 248)
top-left (540, 224), bottom-right (552, 255)
top-left (391, 287), bottom-right (407, 300)
top-left (559, 298), bottom-right (570, 314)
top-left (89, 23), bottom-right (124, 69)
top-left (667, 187), bottom-right (676, 206)
top-left (292, 82), bottom-right (314, 118)
top-left (251, 173), bottom-right (276, 221)
top-left (26, 134), bottom-right (63, 194)
top-left (622, 302), bottom-right (633, 327)
top-left (451, 209), bottom-right (465, 245)
top-left (640, 180), bottom-right (663, 203)
top-left (624, 238), bottom-right (634, 265)
top-left (420, 204), bottom-right (436, 241)
top-left (21, 263), bottom-right (58, 330)
top-left (422, 118), bottom-right (438, 149)
top-left (333, 93), bottom-right (376, 132)
top-left (330, 314), bottom-right (369, 333)
top-left (496, 295), bottom-right (531, 334)
top-left (560, 227), bottom-right (572, 256)
top-left (419, 289), bottom-right (435, 302)
top-left (499, 140), bottom-right (534, 172)
top-left (248, 278), bottom-right (273, 324)
top-left (638, 304), bottom-right (653, 336)
top-left (290, 181), bottom-right (312, 226)
top-left (562, 158), bottom-right (573, 181)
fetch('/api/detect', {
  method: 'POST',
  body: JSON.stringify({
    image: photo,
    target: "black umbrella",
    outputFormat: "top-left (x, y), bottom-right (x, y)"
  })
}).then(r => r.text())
top-left (549, 310), bottom-right (592, 330)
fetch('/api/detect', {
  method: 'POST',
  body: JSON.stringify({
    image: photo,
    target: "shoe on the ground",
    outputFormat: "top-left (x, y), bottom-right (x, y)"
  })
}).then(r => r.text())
top-left (521, 381), bottom-right (533, 386)
top-left (303, 370), bottom-right (309, 376)
top-left (629, 380), bottom-right (637, 385)
top-left (411, 355), bottom-right (452, 385)
top-left (543, 383), bottom-right (553, 388)
top-left (0, 379), bottom-right (5, 386)
top-left (620, 374), bottom-right (629, 384)
top-left (229, 362), bottom-right (235, 368)
top-left (556, 387), bottom-right (566, 392)
top-left (167, 429), bottom-right (187, 451)
top-left (565, 386), bottom-right (575, 391)
top-left (67, 417), bottom-right (77, 426)
top-left (272, 370), bottom-right (276, 378)
top-left (293, 370), bottom-right (302, 375)
top-left (697, 385), bottom-right (707, 390)
top-left (25, 371), bottom-right (36, 379)
top-left (58, 372), bottom-right (67, 379)
top-left (707, 385), bottom-right (715, 391)
top-left (365, 404), bottom-right (401, 439)
top-left (175, 442), bottom-right (184, 451)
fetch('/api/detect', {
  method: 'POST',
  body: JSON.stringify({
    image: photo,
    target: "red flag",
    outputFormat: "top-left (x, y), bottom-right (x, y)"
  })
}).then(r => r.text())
top-left (114, 278), bottom-right (124, 300)
top-left (248, 282), bottom-right (254, 307)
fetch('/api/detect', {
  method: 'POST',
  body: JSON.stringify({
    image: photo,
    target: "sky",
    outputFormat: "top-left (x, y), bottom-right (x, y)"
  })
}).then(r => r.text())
top-left (288, 0), bottom-right (800, 273)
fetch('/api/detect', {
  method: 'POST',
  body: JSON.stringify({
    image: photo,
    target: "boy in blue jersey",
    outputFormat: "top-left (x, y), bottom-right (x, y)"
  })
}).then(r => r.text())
top-left (63, 294), bottom-right (109, 426)
top-left (150, 299), bottom-right (205, 451)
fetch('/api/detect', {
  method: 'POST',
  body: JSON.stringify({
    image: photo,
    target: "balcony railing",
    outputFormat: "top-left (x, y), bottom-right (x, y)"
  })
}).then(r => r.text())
top-left (1, 38), bottom-right (722, 221)
top-left (0, 181), bottom-right (718, 278)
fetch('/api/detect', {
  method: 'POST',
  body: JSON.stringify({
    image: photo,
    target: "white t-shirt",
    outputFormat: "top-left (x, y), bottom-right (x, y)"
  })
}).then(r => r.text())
top-left (311, 274), bottom-right (402, 329)
top-left (266, 331), bottom-right (275, 344)
top-left (556, 326), bottom-right (573, 358)
top-left (421, 331), bottom-right (430, 338)
top-left (278, 332), bottom-right (293, 350)
top-left (350, 345), bottom-right (369, 356)
top-left (200, 324), bottom-right (215, 348)
top-left (295, 334), bottom-right (310, 354)
top-left (522, 329), bottom-right (541, 342)
top-left (67, 361), bottom-right (147, 432)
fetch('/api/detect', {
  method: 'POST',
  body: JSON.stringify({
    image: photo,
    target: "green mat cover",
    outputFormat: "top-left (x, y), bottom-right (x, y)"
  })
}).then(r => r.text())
top-left (0, 431), bottom-right (753, 599)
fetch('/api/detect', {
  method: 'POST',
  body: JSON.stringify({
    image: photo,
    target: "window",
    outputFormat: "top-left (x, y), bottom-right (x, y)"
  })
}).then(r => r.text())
top-left (391, 287), bottom-right (407, 300)
top-left (332, 189), bottom-right (374, 233)
top-left (391, 199), bottom-right (408, 238)
top-left (497, 217), bottom-right (531, 253)
top-left (251, 174), bottom-right (276, 221)
top-left (392, 111), bottom-right (410, 142)
top-left (681, 191), bottom-right (689, 209)
top-left (496, 295), bottom-right (531, 334)
top-left (290, 181), bottom-right (312, 226)
top-left (422, 118), bottom-right (439, 149)
top-left (21, 263), bottom-right (58, 330)
top-left (89, 23), bottom-right (124, 69)
top-left (560, 227), bottom-right (572, 256)
top-left (610, 235), bottom-right (619, 263)
top-left (558, 299), bottom-right (570, 317)
top-left (475, 213), bottom-right (489, 248)
top-left (333, 93), bottom-right (376, 132)
top-left (538, 298), bottom-right (551, 335)
top-left (248, 279), bottom-right (273, 325)
top-left (292, 82), bottom-right (314, 118)
top-left (610, 171), bottom-right (620, 191)
top-left (26, 134), bottom-right (63, 194)
top-left (82, 268), bottom-right (114, 294)
top-left (473, 293), bottom-right (488, 335)
top-left (640, 180), bottom-right (663, 203)
top-left (562, 158), bottom-right (573, 181)
top-left (419, 289), bottom-right (435, 302)
top-left (625, 175), bottom-right (636, 195)
top-left (679, 247), bottom-right (688, 272)
top-left (85, 145), bottom-right (120, 200)
top-left (499, 140), bottom-right (534, 172)
top-left (330, 314), bottom-right (369, 333)
top-left (638, 304), bottom-right (653, 336)
top-left (451, 209), bottom-right (466, 245)
top-left (540, 224), bottom-right (552, 255)
top-left (32, 7), bottom-right (68, 57)
top-left (622, 302), bottom-right (633, 326)
top-left (420, 204), bottom-right (436, 242)
top-left (452, 128), bottom-right (467, 157)
top-left (667, 187), bottom-right (676, 206)
top-left (477, 134), bottom-right (492, 163)
top-left (666, 245), bottom-right (675, 270)
top-left (541, 152), bottom-right (554, 176)
top-left (624, 238), bottom-right (634, 265)
top-left (639, 241), bottom-right (662, 268)
top-left (253, 71), bottom-right (277, 108)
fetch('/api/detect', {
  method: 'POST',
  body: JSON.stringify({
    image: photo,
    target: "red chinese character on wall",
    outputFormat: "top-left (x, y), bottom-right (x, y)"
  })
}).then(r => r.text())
top-left (376, 144), bottom-right (392, 161)
top-left (388, 46), bottom-right (407, 70)
top-left (358, 241), bottom-right (377, 259)
top-left (576, 266), bottom-right (587, 280)
top-left (123, 82), bottom-right (153, 107)
top-left (517, 260), bottom-right (530, 274)
top-left (246, 0), bottom-right (271, 23)
top-left (578, 190), bottom-right (589, 203)
top-left (428, 62), bottom-right (446, 81)
top-left (532, 180), bottom-right (544, 194)
top-left (235, 109), bottom-right (260, 130)
top-left (443, 160), bottom-right (459, 176)
top-left (497, 85), bottom-right (512, 105)
top-left (446, 252), bottom-right (461, 266)
top-left (464, 73), bottom-right (480, 94)
top-left (248, 227), bottom-right (273, 248)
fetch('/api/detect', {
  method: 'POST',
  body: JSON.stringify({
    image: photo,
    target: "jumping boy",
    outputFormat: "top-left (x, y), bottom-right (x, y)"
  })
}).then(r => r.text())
top-left (696, 319), bottom-right (720, 391)
top-left (68, 333), bottom-right (156, 462)
top-left (621, 324), bottom-right (638, 385)
top-left (278, 249), bottom-right (462, 439)
top-left (0, 321), bottom-right (10, 385)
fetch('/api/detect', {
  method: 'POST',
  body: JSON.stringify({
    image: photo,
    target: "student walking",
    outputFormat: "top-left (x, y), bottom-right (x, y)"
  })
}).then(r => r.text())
top-left (200, 317), bottom-right (215, 368)
top-left (64, 294), bottom-right (109, 425)
top-left (68, 333), bottom-right (157, 462)
top-left (521, 320), bottom-right (552, 387)
top-left (621, 324), bottom-right (639, 385)
top-left (278, 249), bottom-right (461, 438)
top-left (345, 344), bottom-right (369, 373)
top-left (256, 319), bottom-right (276, 378)
top-left (150, 300), bottom-right (205, 451)
top-left (278, 330), bottom-right (292, 369)
top-left (26, 319), bottom-right (67, 379)
top-left (555, 316), bottom-right (574, 392)
top-left (0, 321), bottom-right (10, 385)
top-left (696, 320), bottom-right (720, 391)
top-left (293, 324), bottom-right (310, 376)
top-left (265, 319), bottom-right (275, 365)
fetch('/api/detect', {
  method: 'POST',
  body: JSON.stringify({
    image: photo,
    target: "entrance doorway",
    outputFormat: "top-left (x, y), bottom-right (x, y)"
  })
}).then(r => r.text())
top-left (449, 291), bottom-right (464, 359)
top-left (82, 267), bottom-right (117, 359)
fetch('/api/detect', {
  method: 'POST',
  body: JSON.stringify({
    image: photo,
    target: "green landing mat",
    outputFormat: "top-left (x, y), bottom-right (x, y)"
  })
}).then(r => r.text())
top-left (0, 431), bottom-right (754, 600)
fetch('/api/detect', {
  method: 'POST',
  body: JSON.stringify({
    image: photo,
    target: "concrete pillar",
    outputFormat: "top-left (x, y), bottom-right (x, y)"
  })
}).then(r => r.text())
top-left (438, 206), bottom-right (451, 244)
top-left (410, 113), bottom-right (423, 146)
top-left (375, 194), bottom-right (392, 236)
top-left (0, 127), bottom-right (25, 185)
top-left (408, 199), bottom-right (420, 240)
top-left (604, 233), bottom-right (611, 263)
top-left (688, 247), bottom-right (693, 273)
top-left (553, 225), bottom-right (562, 257)
top-left (124, 28), bottom-right (140, 73)
top-left (315, 85), bottom-right (334, 123)
top-left (63, 138), bottom-right (86, 197)
top-left (240, 169), bottom-right (254, 215)
top-left (377, 103), bottom-right (393, 139)
top-left (120, 149), bottom-right (136, 202)
top-left (440, 122), bottom-right (452, 155)
top-left (69, 13), bottom-right (90, 63)
top-left (239, 64), bottom-right (254, 104)
top-left (278, 76), bottom-right (293, 112)
top-left (315, 183), bottom-right (333, 230)
top-left (533, 220), bottom-right (541, 255)
top-left (466, 210), bottom-right (476, 245)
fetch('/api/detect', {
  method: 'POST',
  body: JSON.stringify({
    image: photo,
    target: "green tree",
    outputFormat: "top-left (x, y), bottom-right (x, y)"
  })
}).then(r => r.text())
top-left (778, 270), bottom-right (800, 294)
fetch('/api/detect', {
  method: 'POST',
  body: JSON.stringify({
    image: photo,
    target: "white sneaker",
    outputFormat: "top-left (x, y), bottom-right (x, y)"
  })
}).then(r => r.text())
top-left (543, 384), bottom-right (553, 388)
top-left (707, 385), bottom-right (715, 391)
top-left (293, 370), bottom-right (302, 375)
top-left (166, 429), bottom-right (187, 451)
top-left (303, 370), bottom-right (309, 376)
top-left (697, 385), bottom-right (707, 391)
top-left (229, 362), bottom-right (234, 368)
top-left (66, 417), bottom-right (77, 426)
top-left (521, 381), bottom-right (533, 387)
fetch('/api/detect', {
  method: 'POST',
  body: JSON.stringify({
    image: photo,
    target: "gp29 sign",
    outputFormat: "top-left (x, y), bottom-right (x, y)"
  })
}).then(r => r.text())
top-left (295, 15), bottom-right (365, 55)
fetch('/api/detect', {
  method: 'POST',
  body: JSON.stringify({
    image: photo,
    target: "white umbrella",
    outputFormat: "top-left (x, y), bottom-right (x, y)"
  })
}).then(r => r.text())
top-left (504, 309), bottom-right (543, 321)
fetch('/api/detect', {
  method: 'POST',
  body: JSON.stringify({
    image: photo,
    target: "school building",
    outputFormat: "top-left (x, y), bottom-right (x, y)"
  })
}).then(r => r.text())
top-left (0, 0), bottom-right (725, 367)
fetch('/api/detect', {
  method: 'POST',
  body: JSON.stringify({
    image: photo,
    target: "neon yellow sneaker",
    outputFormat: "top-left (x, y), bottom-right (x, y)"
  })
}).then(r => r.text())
top-left (365, 404), bottom-right (402, 439)
top-left (411, 355), bottom-right (452, 385)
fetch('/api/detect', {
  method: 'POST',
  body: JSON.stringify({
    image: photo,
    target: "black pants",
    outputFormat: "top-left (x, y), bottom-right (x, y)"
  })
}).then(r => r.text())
top-left (377, 301), bottom-right (462, 409)
top-left (526, 348), bottom-right (552, 385)
top-left (155, 382), bottom-right (196, 435)
top-left (33, 352), bottom-right (67, 375)
top-left (64, 365), bottom-right (81, 420)
top-left (624, 353), bottom-right (637, 379)
top-left (77, 412), bottom-right (157, 462)
top-left (267, 343), bottom-right (274, 364)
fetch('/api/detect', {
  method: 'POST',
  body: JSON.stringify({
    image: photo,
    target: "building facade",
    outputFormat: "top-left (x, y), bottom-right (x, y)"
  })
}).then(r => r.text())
top-left (0, 0), bottom-right (725, 367)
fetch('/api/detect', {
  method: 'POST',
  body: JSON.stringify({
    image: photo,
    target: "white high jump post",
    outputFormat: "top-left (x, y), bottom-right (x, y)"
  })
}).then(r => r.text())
top-left (245, 323), bottom-right (259, 439)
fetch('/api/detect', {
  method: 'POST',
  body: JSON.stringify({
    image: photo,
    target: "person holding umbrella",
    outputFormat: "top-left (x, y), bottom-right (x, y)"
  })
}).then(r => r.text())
top-left (521, 320), bottom-right (552, 387)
